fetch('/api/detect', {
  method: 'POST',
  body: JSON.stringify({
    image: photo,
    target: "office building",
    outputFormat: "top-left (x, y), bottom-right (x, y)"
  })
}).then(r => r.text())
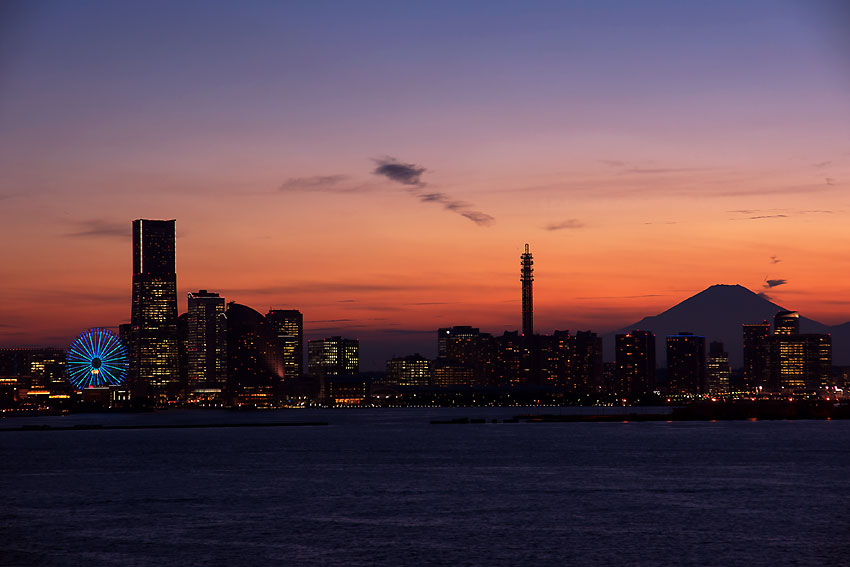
top-left (666, 333), bottom-right (706, 395)
top-left (226, 302), bottom-right (284, 407)
top-left (706, 341), bottom-right (730, 395)
top-left (743, 322), bottom-right (771, 390)
top-left (770, 333), bottom-right (831, 391)
top-left (187, 290), bottom-right (227, 397)
top-left (615, 330), bottom-right (656, 396)
top-left (386, 354), bottom-right (432, 386)
top-left (130, 219), bottom-right (179, 401)
top-left (437, 326), bottom-right (492, 386)
top-left (307, 336), bottom-right (359, 378)
top-left (773, 310), bottom-right (800, 336)
top-left (266, 309), bottom-right (304, 379)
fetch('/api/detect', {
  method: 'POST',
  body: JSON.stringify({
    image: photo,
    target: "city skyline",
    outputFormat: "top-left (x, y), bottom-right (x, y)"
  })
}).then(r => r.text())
top-left (2, 1), bottom-right (850, 369)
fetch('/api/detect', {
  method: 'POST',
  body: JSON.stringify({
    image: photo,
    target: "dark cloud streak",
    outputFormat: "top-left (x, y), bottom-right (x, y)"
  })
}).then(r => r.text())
top-left (64, 219), bottom-right (126, 239)
top-left (544, 219), bottom-right (584, 231)
top-left (279, 175), bottom-right (351, 191)
top-left (373, 157), bottom-right (426, 186)
top-left (373, 156), bottom-right (494, 226)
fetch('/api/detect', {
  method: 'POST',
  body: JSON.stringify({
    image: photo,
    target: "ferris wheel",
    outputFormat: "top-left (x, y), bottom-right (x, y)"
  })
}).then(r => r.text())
top-left (66, 328), bottom-right (129, 389)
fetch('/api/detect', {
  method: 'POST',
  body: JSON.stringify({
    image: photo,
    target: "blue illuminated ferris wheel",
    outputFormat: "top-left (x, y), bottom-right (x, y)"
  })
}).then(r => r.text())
top-left (66, 328), bottom-right (129, 389)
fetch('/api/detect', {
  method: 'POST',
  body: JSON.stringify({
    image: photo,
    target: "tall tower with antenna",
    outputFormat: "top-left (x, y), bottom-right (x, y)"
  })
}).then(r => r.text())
top-left (521, 243), bottom-right (533, 337)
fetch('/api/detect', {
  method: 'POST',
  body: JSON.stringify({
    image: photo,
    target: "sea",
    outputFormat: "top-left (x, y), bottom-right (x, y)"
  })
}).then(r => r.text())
top-left (2, 407), bottom-right (849, 566)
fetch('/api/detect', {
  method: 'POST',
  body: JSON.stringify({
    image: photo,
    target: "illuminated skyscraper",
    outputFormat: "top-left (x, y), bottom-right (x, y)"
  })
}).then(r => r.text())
top-left (130, 219), bottom-right (179, 400)
top-left (770, 333), bottom-right (831, 391)
top-left (187, 290), bottom-right (227, 396)
top-left (386, 354), bottom-right (432, 386)
top-left (521, 243), bottom-right (533, 337)
top-left (666, 333), bottom-right (706, 395)
top-left (706, 341), bottom-right (730, 395)
top-left (266, 309), bottom-right (304, 379)
top-left (226, 302), bottom-right (284, 407)
top-left (437, 326), bottom-right (493, 386)
top-left (615, 330), bottom-right (656, 396)
top-left (743, 322), bottom-right (771, 390)
top-left (307, 337), bottom-right (359, 378)
top-left (773, 310), bottom-right (800, 336)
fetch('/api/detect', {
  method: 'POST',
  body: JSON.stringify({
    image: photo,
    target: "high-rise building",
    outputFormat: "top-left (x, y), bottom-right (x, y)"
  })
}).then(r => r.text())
top-left (773, 310), bottom-right (800, 336)
top-left (666, 333), bottom-right (706, 395)
top-left (521, 244), bottom-right (533, 337)
top-left (130, 219), bottom-right (179, 401)
top-left (572, 331), bottom-right (603, 393)
top-left (770, 333), bottom-right (831, 391)
top-left (743, 322), bottom-right (771, 390)
top-left (437, 326), bottom-right (492, 386)
top-left (266, 309), bottom-right (304, 379)
top-left (615, 330), bottom-right (656, 396)
top-left (386, 354), bottom-right (432, 386)
top-left (706, 341), bottom-right (730, 395)
top-left (226, 302), bottom-right (283, 407)
top-left (187, 290), bottom-right (227, 396)
top-left (493, 331), bottom-right (526, 386)
top-left (307, 336), bottom-right (359, 378)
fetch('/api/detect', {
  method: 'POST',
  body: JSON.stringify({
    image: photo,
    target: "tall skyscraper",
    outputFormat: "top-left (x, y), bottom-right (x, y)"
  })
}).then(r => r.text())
top-left (187, 290), bottom-right (227, 396)
top-left (773, 310), bottom-right (800, 336)
top-left (130, 219), bottom-right (179, 401)
top-left (666, 333), bottom-right (706, 395)
top-left (743, 322), bottom-right (771, 390)
top-left (521, 243), bottom-right (533, 337)
top-left (226, 302), bottom-right (283, 407)
top-left (437, 326), bottom-right (493, 386)
top-left (307, 337), bottom-right (359, 378)
top-left (386, 354), bottom-right (433, 386)
top-left (615, 330), bottom-right (656, 396)
top-left (266, 309), bottom-right (304, 379)
top-left (770, 333), bottom-right (831, 391)
top-left (706, 341), bottom-right (730, 395)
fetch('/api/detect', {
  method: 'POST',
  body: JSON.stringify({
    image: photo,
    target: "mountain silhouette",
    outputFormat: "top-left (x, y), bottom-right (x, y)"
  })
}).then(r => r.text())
top-left (602, 284), bottom-right (848, 367)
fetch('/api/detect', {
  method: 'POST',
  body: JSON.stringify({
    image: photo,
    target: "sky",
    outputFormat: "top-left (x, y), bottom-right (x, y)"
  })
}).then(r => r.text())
top-left (1, 0), bottom-right (849, 369)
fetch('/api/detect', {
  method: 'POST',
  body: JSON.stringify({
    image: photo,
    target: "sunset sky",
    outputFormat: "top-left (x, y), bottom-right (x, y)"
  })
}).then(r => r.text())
top-left (1, 0), bottom-right (849, 368)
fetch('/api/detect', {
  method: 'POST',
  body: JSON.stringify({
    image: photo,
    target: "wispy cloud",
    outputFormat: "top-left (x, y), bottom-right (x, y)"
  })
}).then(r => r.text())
top-left (770, 256), bottom-right (781, 264)
top-left (826, 177), bottom-right (835, 186)
top-left (543, 219), bottom-right (584, 231)
top-left (63, 219), bottom-right (126, 239)
top-left (813, 161), bottom-right (832, 168)
top-left (372, 156), bottom-right (494, 226)
top-left (279, 174), bottom-right (352, 192)
top-left (228, 282), bottom-right (416, 295)
top-left (576, 294), bottom-right (664, 300)
top-left (730, 209), bottom-right (835, 221)
top-left (764, 278), bottom-right (787, 289)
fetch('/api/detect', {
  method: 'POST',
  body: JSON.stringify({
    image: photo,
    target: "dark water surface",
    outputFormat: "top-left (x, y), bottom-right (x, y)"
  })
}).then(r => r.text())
top-left (2, 408), bottom-right (850, 566)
